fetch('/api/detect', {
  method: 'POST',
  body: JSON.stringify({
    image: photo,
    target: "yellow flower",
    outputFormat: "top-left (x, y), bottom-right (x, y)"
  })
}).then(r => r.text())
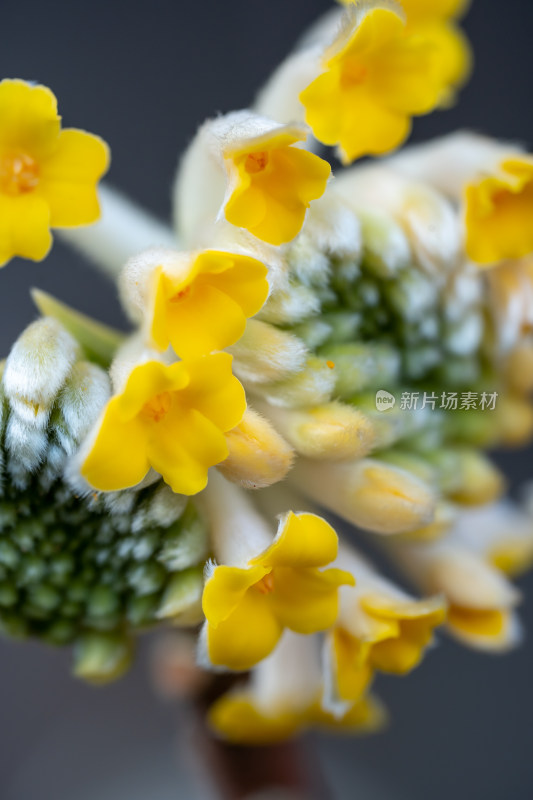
top-left (300, 4), bottom-right (444, 163)
top-left (206, 631), bottom-right (385, 744)
top-left (337, 0), bottom-right (471, 105)
top-left (0, 79), bottom-right (109, 266)
top-left (208, 688), bottom-right (384, 745)
top-left (328, 594), bottom-right (445, 706)
top-left (202, 512), bottom-right (354, 671)
top-left (150, 250), bottom-right (269, 359)
top-left (223, 127), bottom-right (331, 245)
top-left (81, 353), bottom-right (245, 495)
top-left (464, 157), bottom-right (533, 265)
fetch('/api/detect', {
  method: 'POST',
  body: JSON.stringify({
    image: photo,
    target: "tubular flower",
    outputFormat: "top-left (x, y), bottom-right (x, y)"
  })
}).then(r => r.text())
top-left (208, 632), bottom-right (386, 744)
top-left (121, 248), bottom-right (269, 359)
top-left (223, 129), bottom-right (331, 245)
top-left (464, 157), bottom-right (533, 265)
top-left (200, 476), bottom-right (353, 671)
top-left (447, 501), bottom-right (533, 581)
top-left (80, 353), bottom-right (246, 495)
top-left (0, 79), bottom-right (109, 266)
top-left (391, 537), bottom-right (522, 652)
top-left (323, 547), bottom-right (445, 713)
top-left (175, 111), bottom-right (330, 246)
top-left (299, 3), bottom-right (444, 163)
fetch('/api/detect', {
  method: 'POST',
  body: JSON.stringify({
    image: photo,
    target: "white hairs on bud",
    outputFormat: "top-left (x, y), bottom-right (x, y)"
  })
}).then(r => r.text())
top-left (334, 167), bottom-right (460, 276)
top-left (229, 319), bottom-right (308, 385)
top-left (259, 284), bottom-right (321, 326)
top-left (119, 247), bottom-right (185, 324)
top-left (256, 358), bottom-right (336, 408)
top-left (131, 484), bottom-right (188, 533)
top-left (57, 362), bottom-right (111, 455)
top-left (39, 443), bottom-right (69, 491)
top-left (305, 193), bottom-right (362, 261)
top-left (3, 318), bottom-right (80, 426)
top-left (158, 516), bottom-right (209, 572)
top-left (5, 414), bottom-right (48, 487)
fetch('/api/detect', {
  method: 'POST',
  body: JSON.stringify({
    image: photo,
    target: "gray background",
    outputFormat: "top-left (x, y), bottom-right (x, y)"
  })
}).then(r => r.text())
top-left (0, 1), bottom-right (533, 798)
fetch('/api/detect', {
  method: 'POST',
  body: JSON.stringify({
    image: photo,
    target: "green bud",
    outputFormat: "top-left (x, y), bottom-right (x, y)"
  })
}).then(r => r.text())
top-left (72, 632), bottom-right (134, 685)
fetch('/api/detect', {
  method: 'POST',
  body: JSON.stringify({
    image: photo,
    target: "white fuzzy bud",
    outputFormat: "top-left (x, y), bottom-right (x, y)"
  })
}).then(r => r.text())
top-left (334, 167), bottom-right (461, 276)
top-left (228, 319), bottom-right (308, 385)
top-left (56, 362), bottom-right (111, 455)
top-left (389, 131), bottom-right (523, 199)
top-left (3, 317), bottom-right (80, 427)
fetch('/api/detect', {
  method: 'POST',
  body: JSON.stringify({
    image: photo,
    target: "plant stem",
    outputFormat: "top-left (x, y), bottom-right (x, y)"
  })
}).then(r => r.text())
top-left (58, 184), bottom-right (177, 282)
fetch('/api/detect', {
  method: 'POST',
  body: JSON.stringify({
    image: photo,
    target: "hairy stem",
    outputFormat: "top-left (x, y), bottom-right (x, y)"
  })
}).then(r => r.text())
top-left (58, 183), bottom-right (177, 281)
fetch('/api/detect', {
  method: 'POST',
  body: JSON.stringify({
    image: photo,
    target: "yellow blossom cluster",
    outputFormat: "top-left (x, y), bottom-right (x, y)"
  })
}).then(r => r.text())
top-left (3, 0), bottom-right (533, 750)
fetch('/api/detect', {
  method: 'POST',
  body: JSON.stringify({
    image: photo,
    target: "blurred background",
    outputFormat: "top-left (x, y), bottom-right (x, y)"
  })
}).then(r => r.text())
top-left (1, 0), bottom-right (533, 797)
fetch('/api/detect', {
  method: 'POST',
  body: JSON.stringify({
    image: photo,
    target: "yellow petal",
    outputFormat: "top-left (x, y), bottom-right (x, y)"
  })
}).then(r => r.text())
top-left (331, 628), bottom-right (374, 703)
top-left (39, 128), bottom-right (110, 226)
top-left (313, 694), bottom-right (387, 734)
top-left (147, 407), bottom-right (230, 495)
top-left (203, 564), bottom-right (269, 627)
top-left (208, 692), bottom-right (303, 744)
top-left (489, 540), bottom-right (533, 578)
top-left (270, 565), bottom-right (353, 634)
top-left (416, 22), bottom-right (472, 106)
top-left (369, 619), bottom-right (434, 673)
top-left (465, 157), bottom-right (533, 265)
top-left (369, 38), bottom-right (444, 115)
top-left (448, 605), bottom-right (508, 641)
top-left (180, 352), bottom-right (246, 433)
top-left (0, 193), bottom-right (52, 265)
top-left (0, 79), bottom-right (60, 158)
top-left (115, 360), bottom-right (189, 421)
top-left (206, 587), bottom-right (283, 670)
top-left (80, 396), bottom-right (150, 491)
top-left (195, 251), bottom-right (269, 316)
top-left (252, 511), bottom-right (341, 569)
top-left (158, 281), bottom-right (248, 360)
top-left (361, 593), bottom-right (446, 674)
top-left (400, 0), bottom-right (470, 23)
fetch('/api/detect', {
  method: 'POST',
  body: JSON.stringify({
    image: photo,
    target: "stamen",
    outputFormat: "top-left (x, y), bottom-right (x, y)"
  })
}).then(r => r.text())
top-left (255, 572), bottom-right (275, 594)
top-left (170, 285), bottom-right (192, 303)
top-left (0, 152), bottom-right (39, 195)
top-left (244, 151), bottom-right (269, 174)
top-left (342, 62), bottom-right (369, 88)
top-left (141, 391), bottom-right (172, 423)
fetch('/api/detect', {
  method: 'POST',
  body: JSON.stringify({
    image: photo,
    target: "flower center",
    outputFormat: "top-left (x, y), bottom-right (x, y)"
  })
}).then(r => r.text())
top-left (0, 152), bottom-right (40, 195)
top-left (342, 61), bottom-right (369, 87)
top-left (170, 285), bottom-right (192, 303)
top-left (244, 151), bottom-right (269, 174)
top-left (141, 391), bottom-right (173, 423)
top-left (255, 572), bottom-right (275, 594)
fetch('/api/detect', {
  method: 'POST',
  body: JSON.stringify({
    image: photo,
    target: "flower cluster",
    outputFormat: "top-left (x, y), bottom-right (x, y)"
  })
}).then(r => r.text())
top-left (1, 0), bottom-right (533, 747)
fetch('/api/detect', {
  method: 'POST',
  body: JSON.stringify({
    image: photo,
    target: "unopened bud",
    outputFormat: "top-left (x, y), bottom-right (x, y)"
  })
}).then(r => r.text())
top-left (257, 400), bottom-right (375, 461)
top-left (218, 407), bottom-right (294, 489)
top-left (290, 458), bottom-right (437, 535)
